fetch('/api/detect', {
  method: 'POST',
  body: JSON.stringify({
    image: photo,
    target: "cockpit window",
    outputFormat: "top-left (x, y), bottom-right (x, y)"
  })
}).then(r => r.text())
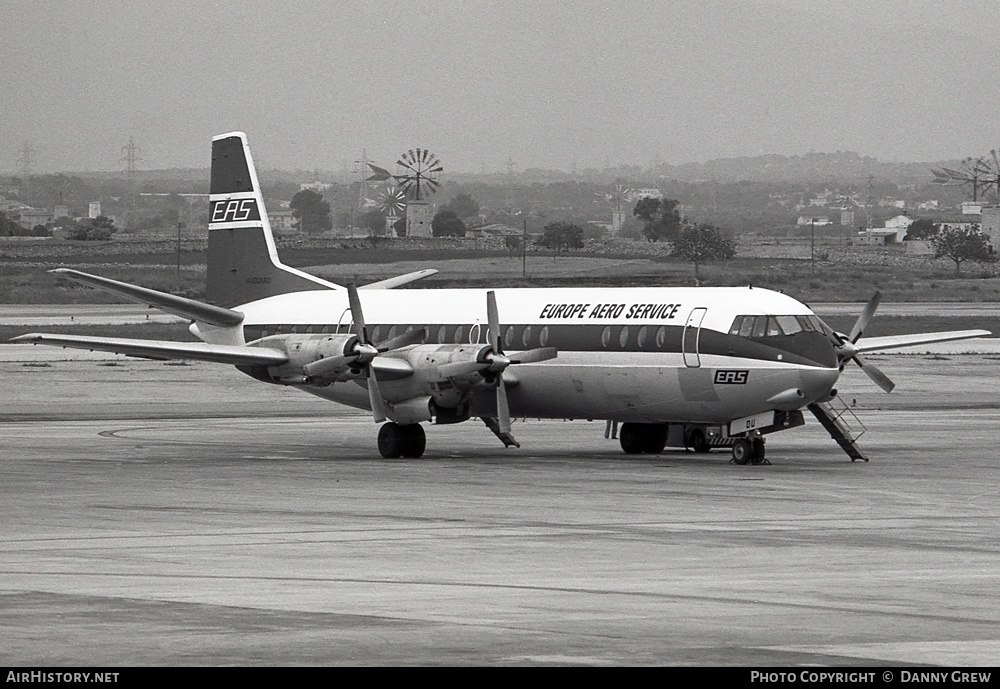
top-left (730, 314), bottom-right (822, 338)
top-left (775, 315), bottom-right (802, 335)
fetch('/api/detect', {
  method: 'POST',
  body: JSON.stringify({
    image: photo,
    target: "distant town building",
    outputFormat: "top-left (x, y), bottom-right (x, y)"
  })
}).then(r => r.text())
top-left (629, 188), bottom-right (662, 201)
top-left (917, 200), bottom-right (939, 211)
top-left (840, 209), bottom-right (855, 227)
top-left (961, 201), bottom-right (983, 215)
top-left (299, 181), bottom-right (332, 193)
top-left (53, 205), bottom-right (70, 219)
top-left (17, 208), bottom-right (53, 228)
top-left (796, 216), bottom-right (832, 226)
top-left (88, 202), bottom-right (101, 218)
top-left (268, 210), bottom-right (296, 234)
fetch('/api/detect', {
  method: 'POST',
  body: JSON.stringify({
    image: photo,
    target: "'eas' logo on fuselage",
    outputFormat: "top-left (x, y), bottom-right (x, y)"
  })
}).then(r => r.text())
top-left (210, 198), bottom-right (260, 223)
top-left (714, 369), bottom-right (748, 384)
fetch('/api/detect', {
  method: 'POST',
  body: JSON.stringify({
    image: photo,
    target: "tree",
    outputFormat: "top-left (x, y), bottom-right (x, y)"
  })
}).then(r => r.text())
top-left (504, 234), bottom-right (522, 256)
top-left (442, 192), bottom-right (480, 220)
top-left (432, 210), bottom-right (467, 237)
top-left (932, 226), bottom-right (995, 276)
top-left (672, 222), bottom-right (736, 284)
top-left (905, 217), bottom-right (938, 240)
top-left (290, 189), bottom-right (332, 234)
top-left (65, 216), bottom-right (116, 241)
top-left (633, 197), bottom-right (683, 243)
top-left (538, 222), bottom-right (585, 252)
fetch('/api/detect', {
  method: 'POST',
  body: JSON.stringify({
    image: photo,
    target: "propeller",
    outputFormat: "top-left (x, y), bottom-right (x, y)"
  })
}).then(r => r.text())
top-left (302, 284), bottom-right (424, 419)
top-left (820, 291), bottom-right (895, 393)
top-left (437, 291), bottom-right (557, 435)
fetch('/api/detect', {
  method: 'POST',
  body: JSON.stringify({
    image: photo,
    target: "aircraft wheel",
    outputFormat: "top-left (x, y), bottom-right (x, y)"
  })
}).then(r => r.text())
top-left (401, 424), bottom-right (426, 459)
top-left (377, 422), bottom-right (406, 459)
top-left (732, 438), bottom-right (752, 465)
top-left (644, 425), bottom-right (668, 454)
top-left (689, 429), bottom-right (710, 453)
top-left (750, 437), bottom-right (766, 465)
top-left (619, 423), bottom-right (645, 454)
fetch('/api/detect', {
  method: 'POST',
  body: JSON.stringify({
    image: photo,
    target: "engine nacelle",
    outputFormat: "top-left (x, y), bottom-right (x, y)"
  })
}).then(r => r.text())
top-left (390, 396), bottom-right (435, 425)
top-left (241, 333), bottom-right (360, 384)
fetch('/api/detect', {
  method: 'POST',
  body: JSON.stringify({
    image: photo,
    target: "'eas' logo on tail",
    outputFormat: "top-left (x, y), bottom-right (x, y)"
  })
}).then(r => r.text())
top-left (210, 198), bottom-right (260, 223)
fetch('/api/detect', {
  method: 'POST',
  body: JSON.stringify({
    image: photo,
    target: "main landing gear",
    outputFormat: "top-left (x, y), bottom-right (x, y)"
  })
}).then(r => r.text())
top-left (731, 434), bottom-right (767, 465)
top-left (377, 422), bottom-right (426, 459)
top-left (618, 423), bottom-right (668, 455)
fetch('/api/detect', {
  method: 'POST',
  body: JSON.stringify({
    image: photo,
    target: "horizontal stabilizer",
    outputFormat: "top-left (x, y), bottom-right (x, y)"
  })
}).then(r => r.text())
top-left (10, 333), bottom-right (286, 366)
top-left (359, 269), bottom-right (439, 290)
top-left (50, 268), bottom-right (244, 327)
top-left (857, 330), bottom-right (991, 352)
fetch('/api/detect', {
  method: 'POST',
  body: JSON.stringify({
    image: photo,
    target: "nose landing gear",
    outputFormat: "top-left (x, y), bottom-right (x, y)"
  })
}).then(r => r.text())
top-left (731, 432), bottom-right (767, 465)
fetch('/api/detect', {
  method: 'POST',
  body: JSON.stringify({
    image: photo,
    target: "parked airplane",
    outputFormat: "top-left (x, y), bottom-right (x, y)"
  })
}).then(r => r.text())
top-left (12, 133), bottom-right (991, 463)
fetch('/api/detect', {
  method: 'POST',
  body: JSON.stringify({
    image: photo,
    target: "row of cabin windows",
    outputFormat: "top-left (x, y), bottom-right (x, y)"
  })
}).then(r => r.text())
top-left (728, 314), bottom-right (826, 339)
top-left (256, 323), bottom-right (675, 350)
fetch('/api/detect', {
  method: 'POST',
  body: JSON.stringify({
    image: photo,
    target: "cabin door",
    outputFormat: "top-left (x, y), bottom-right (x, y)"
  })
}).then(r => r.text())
top-left (683, 307), bottom-right (707, 368)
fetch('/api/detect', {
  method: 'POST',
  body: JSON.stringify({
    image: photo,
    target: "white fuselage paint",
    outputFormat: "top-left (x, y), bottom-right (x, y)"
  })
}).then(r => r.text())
top-left (233, 285), bottom-right (841, 425)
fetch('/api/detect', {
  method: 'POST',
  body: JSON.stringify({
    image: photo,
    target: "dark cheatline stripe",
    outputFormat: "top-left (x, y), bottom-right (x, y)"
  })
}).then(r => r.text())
top-left (243, 323), bottom-right (837, 368)
top-left (210, 135), bottom-right (254, 195)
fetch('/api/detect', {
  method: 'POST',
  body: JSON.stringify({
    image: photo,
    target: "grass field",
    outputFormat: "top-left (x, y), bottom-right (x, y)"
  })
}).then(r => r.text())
top-left (3, 237), bottom-right (999, 306)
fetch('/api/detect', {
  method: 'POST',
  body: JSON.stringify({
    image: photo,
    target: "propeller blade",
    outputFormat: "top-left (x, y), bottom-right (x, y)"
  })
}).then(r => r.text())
top-left (509, 347), bottom-right (557, 365)
top-left (486, 290), bottom-right (502, 352)
top-left (376, 327), bottom-right (425, 352)
top-left (854, 353), bottom-right (896, 393)
top-left (302, 352), bottom-right (359, 379)
top-left (496, 374), bottom-right (511, 434)
top-left (438, 360), bottom-right (488, 377)
top-left (848, 291), bottom-right (882, 343)
top-left (347, 283), bottom-right (368, 344)
top-left (367, 368), bottom-right (388, 423)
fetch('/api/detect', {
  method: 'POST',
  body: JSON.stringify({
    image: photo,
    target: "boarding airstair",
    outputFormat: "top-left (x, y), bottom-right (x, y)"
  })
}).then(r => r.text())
top-left (807, 399), bottom-right (868, 462)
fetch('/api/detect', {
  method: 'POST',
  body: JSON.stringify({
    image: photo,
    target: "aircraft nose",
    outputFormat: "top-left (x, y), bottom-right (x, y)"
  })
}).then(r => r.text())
top-left (798, 367), bottom-right (840, 402)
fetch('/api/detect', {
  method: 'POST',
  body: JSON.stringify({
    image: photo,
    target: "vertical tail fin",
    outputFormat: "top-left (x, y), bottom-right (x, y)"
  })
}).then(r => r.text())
top-left (207, 132), bottom-right (339, 307)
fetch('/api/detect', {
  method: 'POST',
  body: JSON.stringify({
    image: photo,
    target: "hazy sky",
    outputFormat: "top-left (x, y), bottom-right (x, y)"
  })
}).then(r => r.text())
top-left (3, 0), bottom-right (1000, 174)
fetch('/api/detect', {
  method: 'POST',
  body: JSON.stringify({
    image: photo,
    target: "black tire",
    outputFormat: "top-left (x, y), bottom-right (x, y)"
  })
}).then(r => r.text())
top-left (377, 422), bottom-right (406, 459)
top-left (619, 423), bottom-right (645, 454)
top-left (689, 428), bottom-right (710, 453)
top-left (732, 438), bottom-right (752, 465)
top-left (644, 425), bottom-right (668, 454)
top-left (401, 424), bottom-right (426, 459)
top-left (750, 437), bottom-right (766, 465)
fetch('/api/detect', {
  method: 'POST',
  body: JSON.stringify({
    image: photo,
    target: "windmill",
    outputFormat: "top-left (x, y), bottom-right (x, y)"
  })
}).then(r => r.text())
top-left (598, 183), bottom-right (632, 236)
top-left (377, 186), bottom-right (407, 235)
top-left (931, 156), bottom-right (992, 202)
top-left (395, 148), bottom-right (443, 201)
top-left (979, 149), bottom-right (1000, 204)
top-left (392, 148), bottom-right (443, 237)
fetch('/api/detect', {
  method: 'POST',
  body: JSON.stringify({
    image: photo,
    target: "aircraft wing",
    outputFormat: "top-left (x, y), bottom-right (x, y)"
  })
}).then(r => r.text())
top-left (49, 268), bottom-right (244, 327)
top-left (360, 269), bottom-right (438, 290)
top-left (856, 329), bottom-right (991, 353)
top-left (10, 333), bottom-right (287, 366)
